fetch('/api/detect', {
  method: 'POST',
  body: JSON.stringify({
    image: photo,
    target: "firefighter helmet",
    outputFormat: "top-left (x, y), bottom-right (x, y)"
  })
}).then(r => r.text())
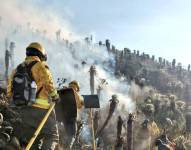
top-left (26, 42), bottom-right (47, 61)
top-left (69, 80), bottom-right (80, 92)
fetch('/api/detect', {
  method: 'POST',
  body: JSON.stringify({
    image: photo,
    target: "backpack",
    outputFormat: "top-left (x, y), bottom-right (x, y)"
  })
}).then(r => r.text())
top-left (12, 61), bottom-right (38, 106)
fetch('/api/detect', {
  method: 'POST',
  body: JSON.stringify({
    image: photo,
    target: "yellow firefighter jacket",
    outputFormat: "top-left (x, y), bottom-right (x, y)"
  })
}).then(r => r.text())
top-left (69, 84), bottom-right (84, 109)
top-left (7, 56), bottom-right (59, 109)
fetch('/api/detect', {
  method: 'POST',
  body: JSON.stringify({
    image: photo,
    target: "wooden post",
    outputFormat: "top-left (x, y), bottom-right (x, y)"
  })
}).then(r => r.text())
top-left (90, 108), bottom-right (96, 150)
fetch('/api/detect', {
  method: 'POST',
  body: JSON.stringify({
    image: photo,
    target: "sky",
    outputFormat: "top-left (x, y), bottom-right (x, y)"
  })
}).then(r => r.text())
top-left (2, 0), bottom-right (191, 66)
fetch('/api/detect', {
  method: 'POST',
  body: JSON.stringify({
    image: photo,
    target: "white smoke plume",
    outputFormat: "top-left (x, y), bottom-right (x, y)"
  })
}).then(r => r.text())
top-left (0, 0), bottom-right (135, 107)
top-left (0, 0), bottom-right (136, 145)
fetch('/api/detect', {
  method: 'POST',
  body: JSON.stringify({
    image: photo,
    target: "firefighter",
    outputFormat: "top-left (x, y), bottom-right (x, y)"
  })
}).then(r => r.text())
top-left (7, 42), bottom-right (59, 150)
top-left (68, 80), bottom-right (84, 110)
top-left (65, 80), bottom-right (84, 148)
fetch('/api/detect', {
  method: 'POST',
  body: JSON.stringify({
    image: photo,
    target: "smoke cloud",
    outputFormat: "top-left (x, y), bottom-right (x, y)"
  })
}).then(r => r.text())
top-left (0, 0), bottom-right (136, 144)
top-left (0, 0), bottom-right (135, 107)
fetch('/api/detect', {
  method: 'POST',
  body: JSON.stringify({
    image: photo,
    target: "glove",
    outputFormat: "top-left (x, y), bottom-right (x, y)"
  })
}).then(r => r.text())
top-left (52, 94), bottom-right (60, 104)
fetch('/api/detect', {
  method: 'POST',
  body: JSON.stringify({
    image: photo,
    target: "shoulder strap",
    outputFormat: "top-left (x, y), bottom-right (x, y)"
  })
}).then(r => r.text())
top-left (26, 61), bottom-right (38, 81)
top-left (16, 63), bottom-right (25, 73)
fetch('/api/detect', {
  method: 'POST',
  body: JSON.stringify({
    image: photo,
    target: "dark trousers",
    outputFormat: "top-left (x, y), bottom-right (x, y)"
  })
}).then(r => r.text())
top-left (63, 117), bottom-right (77, 148)
top-left (12, 106), bottom-right (59, 150)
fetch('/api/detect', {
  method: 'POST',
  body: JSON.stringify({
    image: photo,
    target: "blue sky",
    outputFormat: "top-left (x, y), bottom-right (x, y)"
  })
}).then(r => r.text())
top-left (31, 0), bottom-right (191, 66)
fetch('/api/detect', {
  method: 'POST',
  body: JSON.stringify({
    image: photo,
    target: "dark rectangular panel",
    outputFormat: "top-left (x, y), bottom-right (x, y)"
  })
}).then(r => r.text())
top-left (82, 95), bottom-right (100, 108)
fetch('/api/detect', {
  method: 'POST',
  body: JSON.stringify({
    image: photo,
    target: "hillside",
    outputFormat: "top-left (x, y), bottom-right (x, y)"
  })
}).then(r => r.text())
top-left (102, 39), bottom-right (191, 105)
top-left (0, 24), bottom-right (191, 149)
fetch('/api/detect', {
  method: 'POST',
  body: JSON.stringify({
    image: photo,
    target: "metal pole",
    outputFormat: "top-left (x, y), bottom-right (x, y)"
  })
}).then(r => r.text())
top-left (89, 65), bottom-right (96, 150)
top-left (25, 103), bottom-right (55, 150)
top-left (90, 108), bottom-right (96, 150)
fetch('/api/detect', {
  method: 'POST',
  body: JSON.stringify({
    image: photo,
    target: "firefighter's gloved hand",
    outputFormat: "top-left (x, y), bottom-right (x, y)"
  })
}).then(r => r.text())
top-left (52, 95), bottom-right (60, 104)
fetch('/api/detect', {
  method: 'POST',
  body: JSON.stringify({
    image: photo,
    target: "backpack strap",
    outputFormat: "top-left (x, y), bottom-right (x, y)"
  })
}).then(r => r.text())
top-left (25, 61), bottom-right (38, 81)
top-left (16, 63), bottom-right (25, 74)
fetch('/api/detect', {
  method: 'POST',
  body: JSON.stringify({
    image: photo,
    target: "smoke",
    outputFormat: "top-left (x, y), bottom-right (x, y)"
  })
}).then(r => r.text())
top-left (0, 0), bottom-right (136, 145)
top-left (129, 81), bottom-right (156, 103)
top-left (0, 0), bottom-right (73, 70)
top-left (0, 0), bottom-right (75, 38)
top-left (0, 0), bottom-right (135, 106)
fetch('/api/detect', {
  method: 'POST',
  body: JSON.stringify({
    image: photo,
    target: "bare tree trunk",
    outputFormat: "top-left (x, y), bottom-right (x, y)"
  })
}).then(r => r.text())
top-left (115, 116), bottom-right (124, 150)
top-left (96, 97), bottom-right (118, 137)
top-left (127, 114), bottom-right (134, 150)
